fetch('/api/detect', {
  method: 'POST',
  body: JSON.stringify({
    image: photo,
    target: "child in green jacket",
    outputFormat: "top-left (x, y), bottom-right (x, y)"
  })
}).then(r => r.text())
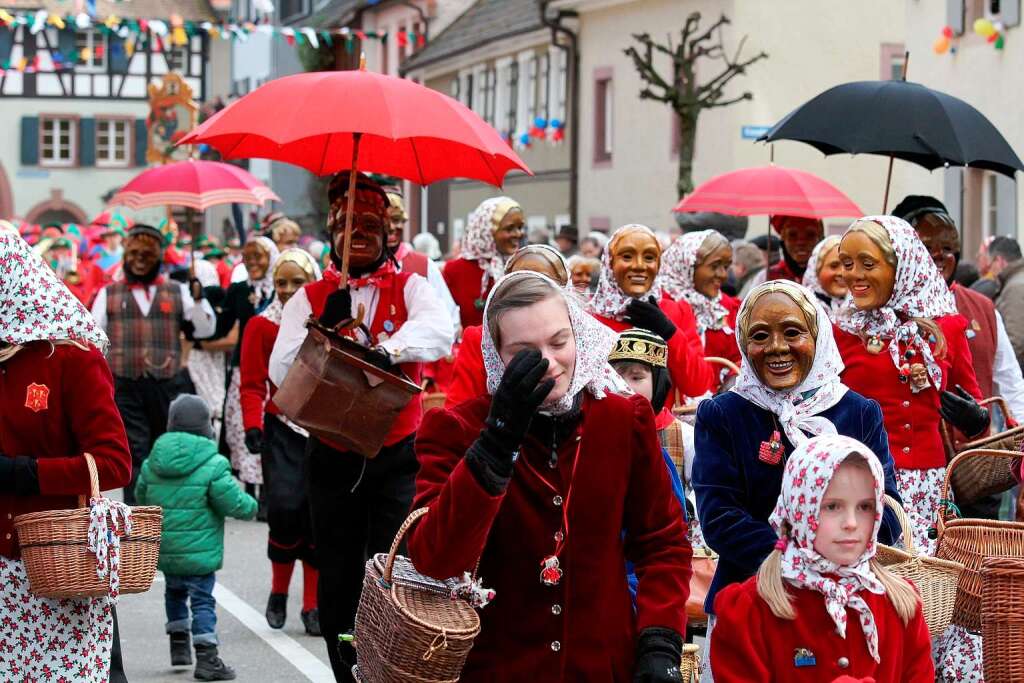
top-left (136, 394), bottom-right (257, 681)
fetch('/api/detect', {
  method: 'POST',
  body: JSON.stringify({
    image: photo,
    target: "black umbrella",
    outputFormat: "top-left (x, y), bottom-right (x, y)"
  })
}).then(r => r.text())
top-left (759, 78), bottom-right (1023, 209)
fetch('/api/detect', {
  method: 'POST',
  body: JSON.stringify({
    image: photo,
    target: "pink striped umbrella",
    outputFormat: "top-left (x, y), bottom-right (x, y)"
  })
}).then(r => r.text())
top-left (673, 165), bottom-right (862, 219)
top-left (108, 159), bottom-right (279, 211)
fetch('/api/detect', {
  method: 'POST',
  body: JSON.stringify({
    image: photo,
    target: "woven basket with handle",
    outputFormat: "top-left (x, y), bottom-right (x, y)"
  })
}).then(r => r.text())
top-left (943, 397), bottom-right (1024, 505)
top-left (13, 453), bottom-right (162, 599)
top-left (936, 448), bottom-right (1024, 632)
top-left (353, 507), bottom-right (480, 683)
top-left (874, 495), bottom-right (963, 637)
top-left (981, 556), bottom-right (1024, 682)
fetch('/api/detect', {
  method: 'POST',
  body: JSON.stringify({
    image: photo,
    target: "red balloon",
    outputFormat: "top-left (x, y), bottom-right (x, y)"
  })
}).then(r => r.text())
top-left (942, 25), bottom-right (954, 38)
top-left (987, 31), bottom-right (1000, 43)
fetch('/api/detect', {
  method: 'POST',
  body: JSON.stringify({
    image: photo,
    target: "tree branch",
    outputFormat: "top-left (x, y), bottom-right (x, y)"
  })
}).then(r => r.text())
top-left (703, 92), bottom-right (754, 109)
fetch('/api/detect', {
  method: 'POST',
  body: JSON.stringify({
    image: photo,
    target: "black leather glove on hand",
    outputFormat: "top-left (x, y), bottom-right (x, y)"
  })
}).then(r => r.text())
top-left (625, 297), bottom-right (677, 341)
top-left (940, 384), bottom-right (991, 439)
top-left (244, 428), bottom-right (263, 455)
top-left (465, 349), bottom-right (554, 495)
top-left (0, 456), bottom-right (40, 497)
top-left (318, 288), bottom-right (352, 328)
top-left (633, 627), bottom-right (683, 683)
top-left (364, 346), bottom-right (394, 371)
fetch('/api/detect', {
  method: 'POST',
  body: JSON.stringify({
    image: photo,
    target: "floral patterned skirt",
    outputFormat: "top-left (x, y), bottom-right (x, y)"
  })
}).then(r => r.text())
top-left (0, 555), bottom-right (113, 682)
top-left (894, 466), bottom-right (945, 556)
top-left (187, 349), bottom-right (228, 443)
top-left (933, 624), bottom-right (985, 682)
top-left (225, 367), bottom-right (262, 485)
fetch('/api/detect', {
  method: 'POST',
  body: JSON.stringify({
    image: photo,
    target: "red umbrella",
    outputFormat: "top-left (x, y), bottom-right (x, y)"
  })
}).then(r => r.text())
top-left (180, 67), bottom-right (531, 282)
top-left (108, 159), bottom-right (279, 211)
top-left (673, 165), bottom-right (863, 219)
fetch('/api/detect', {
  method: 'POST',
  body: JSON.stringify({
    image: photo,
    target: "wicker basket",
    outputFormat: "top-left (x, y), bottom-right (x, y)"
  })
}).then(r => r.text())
top-left (944, 397), bottom-right (1024, 505)
top-left (354, 508), bottom-right (480, 683)
top-left (981, 556), bottom-right (1024, 683)
top-left (874, 495), bottom-right (963, 637)
top-left (936, 449), bottom-right (1024, 632)
top-left (680, 644), bottom-right (701, 682)
top-left (13, 453), bottom-right (162, 599)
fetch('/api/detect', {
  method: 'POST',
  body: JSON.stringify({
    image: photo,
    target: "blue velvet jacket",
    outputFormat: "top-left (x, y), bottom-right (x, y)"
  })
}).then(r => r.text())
top-left (693, 390), bottom-right (902, 614)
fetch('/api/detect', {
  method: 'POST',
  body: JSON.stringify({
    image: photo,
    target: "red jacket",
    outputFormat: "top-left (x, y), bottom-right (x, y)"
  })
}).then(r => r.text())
top-left (0, 342), bottom-right (132, 558)
top-left (711, 576), bottom-right (933, 682)
top-left (442, 258), bottom-right (489, 329)
top-left (766, 259), bottom-right (802, 283)
top-left (952, 283), bottom-right (997, 399)
top-left (835, 315), bottom-right (983, 469)
top-left (410, 392), bottom-right (692, 682)
top-left (239, 314), bottom-right (280, 432)
top-left (444, 325), bottom-right (486, 409)
top-left (701, 294), bottom-right (741, 389)
top-left (594, 298), bottom-right (713, 400)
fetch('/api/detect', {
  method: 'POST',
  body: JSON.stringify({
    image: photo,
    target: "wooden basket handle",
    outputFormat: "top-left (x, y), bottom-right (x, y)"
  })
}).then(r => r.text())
top-left (939, 448), bottom-right (1023, 530)
top-left (980, 396), bottom-right (1016, 426)
top-left (76, 452), bottom-right (100, 509)
top-left (883, 493), bottom-right (917, 556)
top-left (705, 356), bottom-right (740, 376)
top-left (383, 507), bottom-right (429, 584)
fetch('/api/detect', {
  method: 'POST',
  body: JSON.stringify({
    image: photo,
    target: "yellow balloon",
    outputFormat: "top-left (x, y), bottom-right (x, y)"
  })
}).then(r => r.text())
top-left (974, 17), bottom-right (995, 36)
top-left (933, 35), bottom-right (951, 54)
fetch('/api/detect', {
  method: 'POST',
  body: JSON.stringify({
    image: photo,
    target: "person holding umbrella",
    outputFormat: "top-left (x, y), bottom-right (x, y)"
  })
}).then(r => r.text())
top-left (268, 171), bottom-right (453, 678)
top-left (443, 197), bottom-right (525, 330)
top-left (90, 225), bottom-right (217, 504)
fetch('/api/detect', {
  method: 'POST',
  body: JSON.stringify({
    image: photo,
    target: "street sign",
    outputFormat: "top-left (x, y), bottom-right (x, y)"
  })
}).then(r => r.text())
top-left (741, 125), bottom-right (771, 140)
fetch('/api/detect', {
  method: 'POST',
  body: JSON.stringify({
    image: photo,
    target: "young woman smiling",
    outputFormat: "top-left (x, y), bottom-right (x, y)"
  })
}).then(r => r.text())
top-left (692, 281), bottom-right (901, 682)
top-left (588, 224), bottom-right (714, 401)
top-left (410, 271), bottom-right (692, 682)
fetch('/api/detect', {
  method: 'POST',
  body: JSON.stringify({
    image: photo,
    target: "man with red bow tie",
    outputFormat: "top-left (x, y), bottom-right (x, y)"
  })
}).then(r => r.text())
top-left (269, 172), bottom-right (453, 679)
top-left (90, 225), bottom-right (217, 504)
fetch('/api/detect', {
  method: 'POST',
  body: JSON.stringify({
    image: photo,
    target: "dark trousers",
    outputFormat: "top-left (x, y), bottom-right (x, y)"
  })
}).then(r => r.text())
top-left (263, 414), bottom-right (315, 565)
top-left (306, 435), bottom-right (417, 681)
top-left (114, 371), bottom-right (193, 504)
top-left (108, 606), bottom-right (127, 683)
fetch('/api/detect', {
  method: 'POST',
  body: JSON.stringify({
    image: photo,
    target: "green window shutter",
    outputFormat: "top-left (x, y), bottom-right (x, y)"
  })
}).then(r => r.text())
top-left (79, 117), bottom-right (96, 166)
top-left (134, 118), bottom-right (148, 166)
top-left (20, 116), bottom-right (39, 165)
top-left (109, 35), bottom-right (129, 73)
top-left (57, 28), bottom-right (76, 58)
top-left (0, 27), bottom-right (13, 65)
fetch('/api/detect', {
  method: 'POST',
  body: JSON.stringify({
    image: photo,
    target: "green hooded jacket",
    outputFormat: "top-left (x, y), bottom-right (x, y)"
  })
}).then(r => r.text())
top-left (135, 431), bottom-right (257, 576)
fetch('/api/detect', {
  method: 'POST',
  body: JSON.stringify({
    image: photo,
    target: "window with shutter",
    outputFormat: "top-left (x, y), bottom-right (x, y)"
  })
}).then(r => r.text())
top-left (39, 115), bottom-right (77, 167)
top-left (593, 68), bottom-right (613, 165)
top-left (95, 118), bottom-right (131, 168)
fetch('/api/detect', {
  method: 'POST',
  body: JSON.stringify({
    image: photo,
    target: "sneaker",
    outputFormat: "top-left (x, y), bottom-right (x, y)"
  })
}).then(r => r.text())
top-left (194, 644), bottom-right (236, 681)
top-left (265, 592), bottom-right (287, 629)
top-left (169, 631), bottom-right (192, 666)
top-left (301, 608), bottom-right (321, 637)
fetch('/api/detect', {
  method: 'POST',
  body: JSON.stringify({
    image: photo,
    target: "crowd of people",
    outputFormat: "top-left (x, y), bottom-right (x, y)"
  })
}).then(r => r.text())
top-left (2, 176), bottom-right (1024, 683)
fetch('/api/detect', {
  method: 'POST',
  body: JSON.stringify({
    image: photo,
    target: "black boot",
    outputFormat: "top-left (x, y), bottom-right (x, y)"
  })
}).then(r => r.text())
top-left (169, 631), bottom-right (192, 666)
top-left (265, 592), bottom-right (287, 629)
top-left (194, 644), bottom-right (236, 681)
top-left (301, 608), bottom-right (321, 637)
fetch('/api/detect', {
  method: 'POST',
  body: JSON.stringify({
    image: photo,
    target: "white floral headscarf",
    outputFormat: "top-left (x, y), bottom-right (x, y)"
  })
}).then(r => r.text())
top-left (260, 248), bottom-right (322, 326)
top-left (802, 236), bottom-right (845, 321)
top-left (659, 229), bottom-right (732, 337)
top-left (770, 434), bottom-right (887, 662)
top-left (482, 270), bottom-right (629, 415)
top-left (246, 236), bottom-right (280, 308)
top-left (461, 197), bottom-right (521, 300)
top-left (0, 230), bottom-right (108, 352)
top-left (731, 281), bottom-right (848, 446)
top-left (836, 215), bottom-right (957, 393)
top-left (587, 224), bottom-right (663, 320)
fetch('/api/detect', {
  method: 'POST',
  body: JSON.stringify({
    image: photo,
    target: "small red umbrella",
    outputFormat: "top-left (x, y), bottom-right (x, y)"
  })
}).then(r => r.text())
top-left (108, 159), bottom-right (279, 211)
top-left (673, 165), bottom-right (863, 219)
top-left (180, 67), bottom-right (531, 282)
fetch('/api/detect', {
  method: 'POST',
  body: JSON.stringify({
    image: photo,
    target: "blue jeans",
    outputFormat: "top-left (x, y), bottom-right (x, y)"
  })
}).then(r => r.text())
top-left (165, 573), bottom-right (218, 646)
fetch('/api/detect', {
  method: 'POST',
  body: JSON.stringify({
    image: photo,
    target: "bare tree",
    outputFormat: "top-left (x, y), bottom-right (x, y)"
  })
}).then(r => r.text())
top-left (625, 13), bottom-right (767, 198)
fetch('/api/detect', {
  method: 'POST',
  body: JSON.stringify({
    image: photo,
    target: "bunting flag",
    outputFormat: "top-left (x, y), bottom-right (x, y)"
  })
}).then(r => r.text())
top-left (0, 10), bottom-right (418, 73)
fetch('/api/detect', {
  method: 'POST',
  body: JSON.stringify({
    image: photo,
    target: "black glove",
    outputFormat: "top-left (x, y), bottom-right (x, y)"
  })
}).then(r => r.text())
top-left (940, 384), bottom-right (991, 439)
top-left (465, 349), bottom-right (554, 495)
top-left (319, 288), bottom-right (352, 328)
top-left (633, 627), bottom-right (683, 683)
top-left (364, 346), bottom-right (394, 371)
top-left (244, 428), bottom-right (263, 455)
top-left (625, 297), bottom-right (677, 341)
top-left (0, 456), bottom-right (40, 497)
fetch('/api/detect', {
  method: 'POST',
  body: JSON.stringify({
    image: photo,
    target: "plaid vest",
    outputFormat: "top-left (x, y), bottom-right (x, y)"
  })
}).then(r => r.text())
top-left (105, 281), bottom-right (183, 380)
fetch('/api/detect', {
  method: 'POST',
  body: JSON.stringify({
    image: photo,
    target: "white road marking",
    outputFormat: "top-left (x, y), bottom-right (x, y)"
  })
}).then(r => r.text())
top-left (212, 581), bottom-right (336, 682)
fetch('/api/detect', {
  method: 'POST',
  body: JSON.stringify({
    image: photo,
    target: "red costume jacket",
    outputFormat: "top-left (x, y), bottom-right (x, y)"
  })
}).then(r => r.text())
top-left (711, 576), bottom-right (933, 682)
top-left (703, 294), bottom-right (740, 369)
top-left (0, 342), bottom-right (131, 558)
top-left (410, 392), bottom-right (692, 682)
top-left (442, 258), bottom-right (490, 329)
top-left (952, 283), bottom-right (997, 399)
top-left (444, 324), bottom-right (486, 409)
top-left (239, 314), bottom-right (281, 432)
top-left (594, 298), bottom-right (714, 399)
top-left (835, 315), bottom-right (983, 470)
top-left (765, 259), bottom-right (801, 283)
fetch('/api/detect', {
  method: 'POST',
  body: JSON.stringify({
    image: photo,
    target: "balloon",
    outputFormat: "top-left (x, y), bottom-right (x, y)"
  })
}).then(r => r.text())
top-left (987, 30), bottom-right (999, 43)
top-left (996, 35), bottom-right (1006, 49)
top-left (974, 17), bottom-right (995, 36)
top-left (933, 36), bottom-right (951, 54)
top-left (534, 116), bottom-right (547, 129)
top-left (942, 25), bottom-right (954, 38)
